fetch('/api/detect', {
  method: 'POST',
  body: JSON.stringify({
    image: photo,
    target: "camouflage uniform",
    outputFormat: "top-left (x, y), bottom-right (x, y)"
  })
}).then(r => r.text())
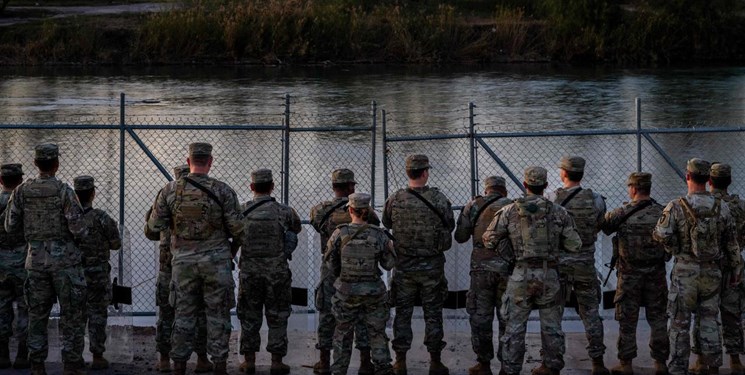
top-left (653, 159), bottom-right (742, 375)
top-left (147, 143), bottom-right (244, 366)
top-left (3, 144), bottom-right (88, 368)
top-left (0, 164), bottom-right (28, 367)
top-left (145, 165), bottom-right (210, 358)
top-left (74, 176), bottom-right (122, 358)
top-left (454, 176), bottom-right (513, 367)
top-left (237, 169), bottom-right (302, 357)
top-left (600, 173), bottom-right (668, 364)
top-left (551, 156), bottom-right (606, 361)
top-left (310, 169), bottom-right (379, 353)
top-left (325, 193), bottom-right (396, 375)
top-left (483, 166), bottom-right (582, 375)
top-left (382, 155), bottom-right (455, 356)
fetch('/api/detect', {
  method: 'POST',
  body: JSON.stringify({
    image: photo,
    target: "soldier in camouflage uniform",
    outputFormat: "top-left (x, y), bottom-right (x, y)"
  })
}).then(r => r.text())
top-left (310, 169), bottom-right (379, 375)
top-left (148, 143), bottom-right (244, 375)
top-left (654, 158), bottom-right (742, 375)
top-left (599, 172), bottom-right (668, 375)
top-left (551, 156), bottom-right (608, 375)
top-left (383, 154), bottom-right (455, 375)
top-left (144, 165), bottom-right (212, 373)
top-left (73, 175), bottom-right (122, 370)
top-left (454, 176), bottom-right (513, 375)
top-left (237, 169), bottom-right (302, 375)
top-left (690, 162), bottom-right (745, 374)
top-left (325, 193), bottom-right (396, 375)
top-left (0, 163), bottom-right (29, 370)
top-left (483, 166), bottom-right (582, 375)
top-left (4, 144), bottom-right (88, 375)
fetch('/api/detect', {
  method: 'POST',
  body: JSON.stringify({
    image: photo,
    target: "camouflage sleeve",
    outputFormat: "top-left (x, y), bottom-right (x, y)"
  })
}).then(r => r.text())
top-left (482, 206), bottom-right (510, 250)
top-left (379, 235), bottom-right (396, 271)
top-left (148, 183), bottom-right (173, 232)
top-left (600, 206), bottom-right (624, 235)
top-left (221, 185), bottom-right (245, 244)
top-left (309, 204), bottom-right (324, 233)
top-left (454, 200), bottom-right (474, 244)
top-left (382, 195), bottom-right (394, 229)
top-left (287, 207), bottom-right (302, 234)
top-left (444, 197), bottom-right (455, 232)
top-left (720, 203), bottom-right (742, 270)
top-left (367, 209), bottom-right (381, 226)
top-left (4, 187), bottom-right (23, 235)
top-left (653, 201), bottom-right (678, 253)
top-left (594, 192), bottom-right (607, 233)
top-left (736, 201), bottom-right (745, 246)
top-left (62, 185), bottom-right (87, 238)
top-left (324, 229), bottom-right (342, 278)
top-left (559, 210), bottom-right (582, 253)
top-left (101, 211), bottom-right (122, 251)
top-left (144, 205), bottom-right (160, 241)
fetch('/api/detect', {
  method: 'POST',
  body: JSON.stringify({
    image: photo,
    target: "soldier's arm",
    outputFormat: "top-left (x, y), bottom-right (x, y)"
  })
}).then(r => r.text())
top-left (482, 207), bottom-right (509, 250)
top-left (63, 186), bottom-right (87, 238)
top-left (288, 207), bottom-right (302, 234)
top-left (454, 201), bottom-right (474, 244)
top-left (4, 188), bottom-right (23, 234)
top-left (324, 230), bottom-right (342, 278)
top-left (653, 202), bottom-right (678, 253)
top-left (444, 198), bottom-right (455, 232)
top-left (102, 212), bottom-right (122, 250)
top-left (721, 205), bottom-right (742, 271)
top-left (148, 184), bottom-right (173, 232)
top-left (600, 207), bottom-right (623, 235)
top-left (382, 195), bottom-right (394, 229)
top-left (594, 193), bottom-right (607, 233)
top-left (560, 211), bottom-right (582, 253)
top-left (222, 187), bottom-right (245, 246)
top-left (367, 209), bottom-right (381, 226)
top-left (309, 204), bottom-right (323, 233)
top-left (379, 236), bottom-right (396, 271)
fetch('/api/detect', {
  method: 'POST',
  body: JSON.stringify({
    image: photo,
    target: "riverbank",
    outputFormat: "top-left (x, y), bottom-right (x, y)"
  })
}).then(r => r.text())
top-left (1, 0), bottom-right (744, 66)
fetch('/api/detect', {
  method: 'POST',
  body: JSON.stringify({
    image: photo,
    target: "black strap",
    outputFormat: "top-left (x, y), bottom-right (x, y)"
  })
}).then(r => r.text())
top-left (406, 188), bottom-right (449, 228)
top-left (183, 177), bottom-right (229, 234)
top-left (617, 199), bottom-right (656, 227)
top-left (473, 194), bottom-right (504, 224)
top-left (83, 207), bottom-right (94, 215)
top-left (242, 198), bottom-right (275, 217)
top-left (340, 224), bottom-right (371, 249)
top-left (560, 187), bottom-right (583, 207)
top-left (319, 199), bottom-right (349, 229)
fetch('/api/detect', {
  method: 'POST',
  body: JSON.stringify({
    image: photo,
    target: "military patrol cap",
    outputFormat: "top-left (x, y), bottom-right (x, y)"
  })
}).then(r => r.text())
top-left (484, 176), bottom-right (506, 189)
top-left (711, 163), bottom-right (732, 178)
top-left (524, 166), bottom-right (547, 186)
top-left (35, 143), bottom-right (59, 161)
top-left (188, 142), bottom-right (212, 158)
top-left (687, 158), bottom-right (711, 176)
top-left (331, 169), bottom-right (356, 184)
top-left (173, 165), bottom-right (190, 179)
top-left (627, 172), bottom-right (652, 188)
top-left (74, 175), bottom-right (95, 191)
top-left (348, 193), bottom-right (371, 208)
top-left (0, 164), bottom-right (23, 177)
top-left (406, 154), bottom-right (431, 170)
top-left (559, 156), bottom-right (586, 172)
top-left (251, 168), bottom-right (273, 183)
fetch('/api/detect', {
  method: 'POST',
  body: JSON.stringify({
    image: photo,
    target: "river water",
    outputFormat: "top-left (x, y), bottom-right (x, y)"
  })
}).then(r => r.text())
top-left (1, 64), bottom-right (745, 314)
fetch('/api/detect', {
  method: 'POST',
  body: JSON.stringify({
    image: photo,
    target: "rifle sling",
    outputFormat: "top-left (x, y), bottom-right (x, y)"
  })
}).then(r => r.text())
top-left (340, 224), bottom-right (371, 249)
top-left (560, 187), bottom-right (583, 207)
top-left (319, 200), bottom-right (349, 231)
top-left (406, 188), bottom-right (450, 229)
top-left (242, 198), bottom-right (275, 217)
top-left (616, 199), bottom-right (656, 228)
top-left (183, 177), bottom-right (229, 235)
top-left (473, 194), bottom-right (504, 224)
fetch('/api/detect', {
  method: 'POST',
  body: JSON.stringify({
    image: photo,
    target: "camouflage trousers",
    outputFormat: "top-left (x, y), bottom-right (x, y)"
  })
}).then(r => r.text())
top-left (237, 269), bottom-right (292, 356)
top-left (170, 255), bottom-right (235, 362)
top-left (390, 270), bottom-right (448, 354)
top-left (155, 270), bottom-right (208, 356)
top-left (0, 268), bottom-right (28, 343)
top-left (466, 271), bottom-right (508, 363)
top-left (559, 260), bottom-right (606, 359)
top-left (84, 267), bottom-right (111, 355)
top-left (316, 265), bottom-right (369, 351)
top-left (614, 269), bottom-right (669, 362)
top-left (668, 261), bottom-right (722, 375)
top-left (331, 292), bottom-right (392, 375)
top-left (25, 267), bottom-right (87, 364)
top-left (500, 266), bottom-right (564, 375)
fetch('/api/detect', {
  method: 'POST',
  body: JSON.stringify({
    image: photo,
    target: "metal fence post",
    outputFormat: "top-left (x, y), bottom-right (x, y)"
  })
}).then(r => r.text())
top-left (382, 110), bottom-right (389, 202)
top-left (371, 101), bottom-right (377, 207)
top-left (469, 102), bottom-right (477, 198)
top-left (118, 92), bottom-right (125, 283)
top-left (283, 94), bottom-right (290, 205)
top-left (636, 98), bottom-right (642, 172)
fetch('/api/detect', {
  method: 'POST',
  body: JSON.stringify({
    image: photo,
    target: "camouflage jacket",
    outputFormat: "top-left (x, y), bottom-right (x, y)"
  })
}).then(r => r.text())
top-left (601, 198), bottom-right (665, 272)
top-left (0, 190), bottom-right (26, 269)
top-left (4, 174), bottom-right (87, 271)
top-left (239, 195), bottom-right (302, 270)
top-left (310, 196), bottom-right (380, 255)
top-left (78, 204), bottom-right (121, 271)
top-left (712, 188), bottom-right (745, 245)
top-left (383, 186), bottom-right (455, 272)
top-left (325, 223), bottom-right (395, 296)
top-left (551, 185), bottom-right (606, 263)
top-left (455, 192), bottom-right (513, 273)
top-left (147, 173), bottom-right (244, 263)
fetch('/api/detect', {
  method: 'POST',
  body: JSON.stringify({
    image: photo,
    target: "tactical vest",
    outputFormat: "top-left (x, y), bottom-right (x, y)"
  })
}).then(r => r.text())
top-left (511, 198), bottom-right (553, 261)
top-left (0, 192), bottom-right (25, 249)
top-left (173, 178), bottom-right (221, 240)
top-left (22, 178), bottom-right (70, 241)
top-left (617, 201), bottom-right (664, 265)
top-left (556, 188), bottom-right (597, 252)
top-left (722, 194), bottom-right (745, 241)
top-left (78, 209), bottom-right (111, 268)
top-left (323, 202), bottom-right (351, 238)
top-left (472, 195), bottom-right (510, 262)
top-left (242, 200), bottom-right (285, 258)
top-left (680, 197), bottom-right (722, 261)
top-left (338, 225), bottom-right (379, 283)
top-left (391, 189), bottom-right (448, 257)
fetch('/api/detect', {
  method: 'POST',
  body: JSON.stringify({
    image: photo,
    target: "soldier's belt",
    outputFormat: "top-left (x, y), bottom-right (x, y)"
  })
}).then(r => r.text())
top-left (675, 258), bottom-right (721, 268)
top-left (517, 260), bottom-right (557, 268)
top-left (623, 259), bottom-right (665, 269)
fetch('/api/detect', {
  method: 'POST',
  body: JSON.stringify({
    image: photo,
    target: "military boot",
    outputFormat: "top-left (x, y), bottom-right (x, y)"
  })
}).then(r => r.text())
top-left (173, 361), bottom-right (187, 375)
top-left (429, 352), bottom-right (449, 375)
top-left (690, 355), bottom-right (709, 375)
top-left (531, 364), bottom-right (559, 375)
top-left (393, 351), bottom-right (407, 375)
top-left (592, 357), bottom-right (610, 375)
top-left (213, 361), bottom-right (228, 375)
top-left (156, 352), bottom-right (171, 373)
top-left (0, 340), bottom-right (10, 369)
top-left (194, 353), bottom-right (214, 373)
top-left (314, 349), bottom-right (331, 375)
top-left (732, 355), bottom-right (745, 375)
top-left (271, 354), bottom-right (291, 375)
top-left (13, 339), bottom-right (30, 369)
top-left (31, 361), bottom-right (47, 375)
top-left (610, 359), bottom-right (633, 375)
top-left (653, 360), bottom-right (668, 375)
top-left (90, 353), bottom-right (109, 370)
top-left (468, 361), bottom-right (492, 375)
top-left (62, 361), bottom-right (86, 375)
top-left (359, 349), bottom-right (374, 375)
top-left (240, 353), bottom-right (256, 374)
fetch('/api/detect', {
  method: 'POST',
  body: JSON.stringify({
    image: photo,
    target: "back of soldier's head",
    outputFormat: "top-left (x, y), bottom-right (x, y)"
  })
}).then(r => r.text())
top-left (559, 156), bottom-right (585, 182)
top-left (710, 163), bottom-right (732, 190)
top-left (34, 143), bottom-right (60, 173)
top-left (0, 163), bottom-right (24, 190)
top-left (74, 175), bottom-right (96, 204)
